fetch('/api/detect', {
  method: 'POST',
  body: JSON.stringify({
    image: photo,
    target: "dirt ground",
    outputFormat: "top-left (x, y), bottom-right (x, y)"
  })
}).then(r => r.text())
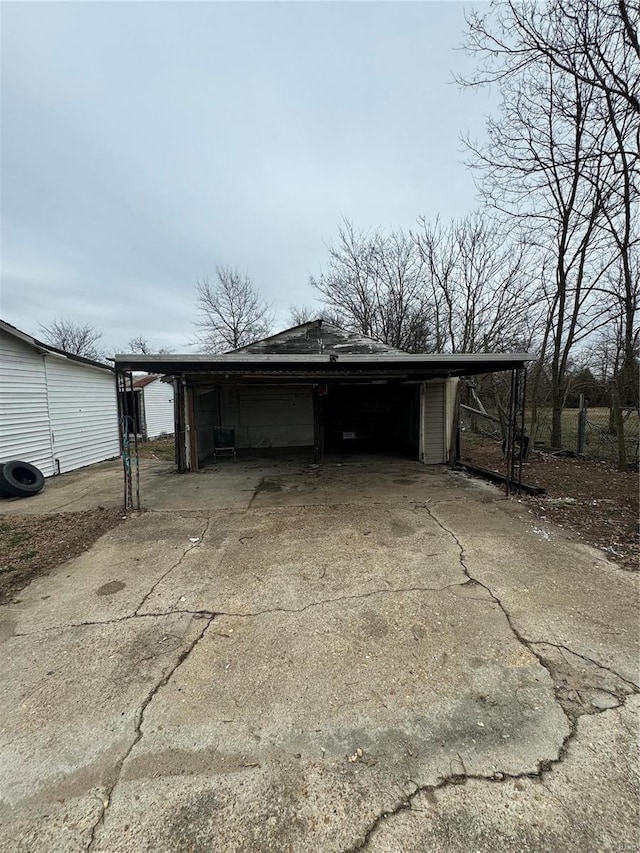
top-left (461, 438), bottom-right (639, 571)
top-left (0, 508), bottom-right (124, 604)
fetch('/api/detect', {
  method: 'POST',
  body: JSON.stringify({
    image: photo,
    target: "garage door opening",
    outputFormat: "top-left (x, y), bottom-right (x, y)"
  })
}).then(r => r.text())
top-left (322, 382), bottom-right (420, 458)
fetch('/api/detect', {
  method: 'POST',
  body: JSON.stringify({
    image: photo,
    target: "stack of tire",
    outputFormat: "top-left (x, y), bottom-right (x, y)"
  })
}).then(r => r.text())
top-left (0, 461), bottom-right (45, 499)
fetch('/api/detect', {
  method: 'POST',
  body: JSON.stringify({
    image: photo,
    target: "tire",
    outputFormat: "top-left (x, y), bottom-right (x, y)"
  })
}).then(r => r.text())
top-left (0, 460), bottom-right (45, 498)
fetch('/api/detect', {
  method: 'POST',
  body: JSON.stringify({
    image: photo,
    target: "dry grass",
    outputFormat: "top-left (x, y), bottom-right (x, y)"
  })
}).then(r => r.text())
top-left (0, 509), bottom-right (124, 604)
top-left (136, 435), bottom-right (175, 462)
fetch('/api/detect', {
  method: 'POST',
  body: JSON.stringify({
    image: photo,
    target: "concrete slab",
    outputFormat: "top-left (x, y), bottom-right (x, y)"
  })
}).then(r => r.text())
top-left (137, 503), bottom-right (465, 616)
top-left (0, 458), bottom-right (124, 515)
top-left (429, 499), bottom-right (640, 685)
top-left (361, 696), bottom-right (640, 853)
top-left (0, 458), bottom-right (637, 852)
top-left (89, 588), bottom-right (568, 852)
top-left (0, 612), bottom-right (208, 851)
top-left (0, 455), bottom-right (494, 515)
top-left (3, 512), bottom-right (209, 634)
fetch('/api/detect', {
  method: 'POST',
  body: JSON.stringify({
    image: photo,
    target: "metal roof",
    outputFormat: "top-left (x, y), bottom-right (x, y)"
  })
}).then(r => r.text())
top-left (114, 350), bottom-right (534, 380)
top-left (132, 374), bottom-right (160, 388)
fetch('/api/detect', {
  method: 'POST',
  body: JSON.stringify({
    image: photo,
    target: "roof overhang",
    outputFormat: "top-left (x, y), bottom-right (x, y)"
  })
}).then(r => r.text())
top-left (114, 352), bottom-right (534, 382)
top-left (0, 319), bottom-right (113, 372)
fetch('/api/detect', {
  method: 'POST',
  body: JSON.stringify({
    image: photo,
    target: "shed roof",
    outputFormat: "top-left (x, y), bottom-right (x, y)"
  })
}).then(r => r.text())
top-left (132, 375), bottom-right (159, 388)
top-left (231, 320), bottom-right (406, 356)
top-left (114, 353), bottom-right (535, 382)
top-left (0, 319), bottom-right (113, 372)
top-left (115, 322), bottom-right (533, 381)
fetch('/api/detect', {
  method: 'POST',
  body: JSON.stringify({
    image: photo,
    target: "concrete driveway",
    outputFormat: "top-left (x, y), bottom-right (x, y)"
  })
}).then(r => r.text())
top-left (0, 457), bottom-right (638, 852)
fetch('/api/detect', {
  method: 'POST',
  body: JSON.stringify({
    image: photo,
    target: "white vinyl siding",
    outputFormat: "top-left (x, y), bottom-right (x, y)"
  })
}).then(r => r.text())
top-left (421, 380), bottom-right (446, 464)
top-left (142, 379), bottom-right (174, 439)
top-left (219, 386), bottom-right (314, 449)
top-left (0, 332), bottom-right (55, 475)
top-left (0, 325), bottom-right (120, 477)
top-left (45, 355), bottom-right (120, 473)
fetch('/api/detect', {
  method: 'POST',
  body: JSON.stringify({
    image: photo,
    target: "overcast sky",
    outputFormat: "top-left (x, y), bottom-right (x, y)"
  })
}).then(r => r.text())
top-left (1, 1), bottom-right (494, 353)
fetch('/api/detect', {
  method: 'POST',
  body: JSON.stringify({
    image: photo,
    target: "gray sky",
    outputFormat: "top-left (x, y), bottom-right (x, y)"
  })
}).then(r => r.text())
top-left (1, 1), bottom-right (493, 353)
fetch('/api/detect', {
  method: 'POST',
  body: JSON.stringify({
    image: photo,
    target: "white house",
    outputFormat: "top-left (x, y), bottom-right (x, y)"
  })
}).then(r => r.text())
top-left (0, 319), bottom-right (120, 477)
top-left (131, 375), bottom-right (174, 439)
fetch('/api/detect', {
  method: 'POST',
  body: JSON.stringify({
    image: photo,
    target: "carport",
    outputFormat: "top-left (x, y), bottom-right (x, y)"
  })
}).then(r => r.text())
top-left (115, 322), bottom-right (532, 508)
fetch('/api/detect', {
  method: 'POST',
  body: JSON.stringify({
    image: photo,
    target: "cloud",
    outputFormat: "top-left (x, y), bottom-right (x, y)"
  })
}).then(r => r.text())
top-left (1, 1), bottom-right (492, 351)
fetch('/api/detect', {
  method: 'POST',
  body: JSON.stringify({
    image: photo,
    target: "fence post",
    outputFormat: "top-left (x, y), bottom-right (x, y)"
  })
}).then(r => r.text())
top-left (576, 394), bottom-right (587, 455)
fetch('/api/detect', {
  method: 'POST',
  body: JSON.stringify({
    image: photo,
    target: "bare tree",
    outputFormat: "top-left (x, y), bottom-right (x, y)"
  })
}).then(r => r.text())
top-left (460, 0), bottom-right (639, 449)
top-left (311, 216), bottom-right (535, 356)
top-left (39, 318), bottom-right (103, 361)
top-left (413, 212), bottom-right (537, 354)
top-left (310, 220), bottom-right (435, 352)
top-left (289, 305), bottom-right (318, 325)
top-left (127, 335), bottom-right (172, 355)
top-left (288, 304), bottom-right (344, 328)
top-left (194, 266), bottom-right (273, 352)
top-left (462, 1), bottom-right (640, 120)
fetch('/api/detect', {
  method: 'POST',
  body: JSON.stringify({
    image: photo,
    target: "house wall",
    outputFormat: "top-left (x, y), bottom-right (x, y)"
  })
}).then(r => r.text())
top-left (45, 354), bottom-right (120, 473)
top-left (0, 327), bottom-right (119, 476)
top-left (219, 386), bottom-right (314, 450)
top-left (0, 330), bottom-right (55, 476)
top-left (142, 379), bottom-right (174, 439)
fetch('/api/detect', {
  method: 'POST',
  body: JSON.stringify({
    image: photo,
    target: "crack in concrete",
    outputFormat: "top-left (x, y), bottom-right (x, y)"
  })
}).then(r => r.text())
top-left (418, 502), bottom-right (638, 699)
top-left (134, 514), bottom-right (212, 616)
top-left (339, 500), bottom-right (640, 853)
top-left (213, 582), bottom-right (474, 619)
top-left (12, 610), bottom-right (216, 637)
top-left (85, 614), bottom-right (215, 852)
top-left (342, 699), bottom-right (630, 853)
top-left (14, 582), bottom-right (477, 637)
top-left (529, 640), bottom-right (640, 692)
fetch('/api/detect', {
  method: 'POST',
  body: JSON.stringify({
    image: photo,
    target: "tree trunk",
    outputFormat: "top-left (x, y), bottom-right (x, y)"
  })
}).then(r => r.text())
top-left (528, 358), bottom-right (545, 447)
top-left (610, 379), bottom-right (627, 470)
top-left (550, 368), bottom-right (563, 449)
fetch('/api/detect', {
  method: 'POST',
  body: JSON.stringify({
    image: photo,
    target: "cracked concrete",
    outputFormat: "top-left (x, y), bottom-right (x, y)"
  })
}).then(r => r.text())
top-left (0, 457), bottom-right (637, 851)
top-left (351, 697), bottom-right (640, 853)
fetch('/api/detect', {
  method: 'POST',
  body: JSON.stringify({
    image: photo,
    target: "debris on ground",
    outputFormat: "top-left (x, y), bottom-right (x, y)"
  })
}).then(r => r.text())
top-left (461, 443), bottom-right (639, 570)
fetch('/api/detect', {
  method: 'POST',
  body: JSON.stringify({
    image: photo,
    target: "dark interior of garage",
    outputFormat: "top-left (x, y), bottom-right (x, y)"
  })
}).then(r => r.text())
top-left (321, 382), bottom-right (420, 458)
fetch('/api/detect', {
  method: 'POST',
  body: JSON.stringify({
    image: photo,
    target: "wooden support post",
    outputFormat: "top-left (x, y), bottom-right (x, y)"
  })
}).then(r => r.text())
top-left (448, 380), bottom-right (461, 466)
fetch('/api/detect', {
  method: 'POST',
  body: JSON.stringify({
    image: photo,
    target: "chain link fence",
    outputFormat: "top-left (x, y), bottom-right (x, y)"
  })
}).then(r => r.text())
top-left (460, 404), bottom-right (639, 467)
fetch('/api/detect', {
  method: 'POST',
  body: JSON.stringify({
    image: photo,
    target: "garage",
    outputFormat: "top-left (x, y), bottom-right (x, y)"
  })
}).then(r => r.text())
top-left (116, 321), bottom-right (531, 481)
top-left (0, 319), bottom-right (120, 477)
